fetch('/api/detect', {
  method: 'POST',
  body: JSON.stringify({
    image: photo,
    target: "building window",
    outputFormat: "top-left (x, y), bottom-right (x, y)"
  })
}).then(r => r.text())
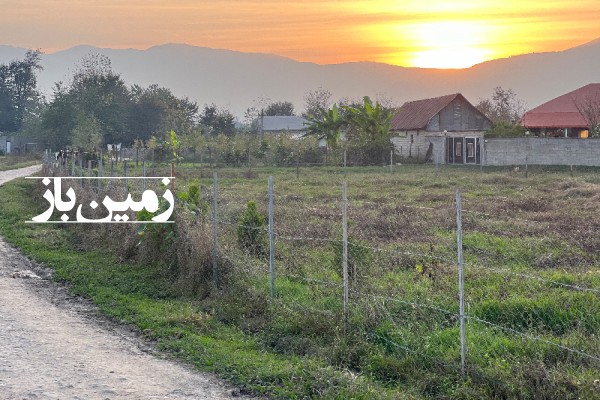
top-left (455, 141), bottom-right (462, 156)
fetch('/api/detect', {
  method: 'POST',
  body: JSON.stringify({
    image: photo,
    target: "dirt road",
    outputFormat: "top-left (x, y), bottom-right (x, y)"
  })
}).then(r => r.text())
top-left (0, 166), bottom-right (251, 399)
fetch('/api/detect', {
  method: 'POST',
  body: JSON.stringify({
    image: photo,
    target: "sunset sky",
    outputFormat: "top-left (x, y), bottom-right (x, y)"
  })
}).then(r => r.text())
top-left (2, 0), bottom-right (600, 69)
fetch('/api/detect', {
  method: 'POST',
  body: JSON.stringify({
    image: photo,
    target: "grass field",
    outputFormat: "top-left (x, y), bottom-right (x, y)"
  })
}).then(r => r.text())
top-left (2, 163), bottom-right (600, 399)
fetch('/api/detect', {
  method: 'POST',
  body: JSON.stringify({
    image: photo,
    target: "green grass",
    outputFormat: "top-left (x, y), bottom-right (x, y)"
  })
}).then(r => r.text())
top-left (0, 155), bottom-right (41, 171)
top-left (2, 163), bottom-right (600, 399)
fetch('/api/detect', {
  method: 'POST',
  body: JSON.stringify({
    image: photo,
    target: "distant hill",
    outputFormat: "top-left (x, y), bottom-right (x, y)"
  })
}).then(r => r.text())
top-left (1, 40), bottom-right (599, 119)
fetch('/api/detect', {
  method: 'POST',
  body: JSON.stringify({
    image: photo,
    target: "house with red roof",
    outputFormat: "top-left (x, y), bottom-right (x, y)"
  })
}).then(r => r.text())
top-left (391, 93), bottom-right (492, 165)
top-left (522, 83), bottom-right (600, 138)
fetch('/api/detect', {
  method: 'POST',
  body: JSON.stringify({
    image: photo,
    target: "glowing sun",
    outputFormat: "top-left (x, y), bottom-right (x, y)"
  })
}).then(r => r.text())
top-left (410, 21), bottom-right (491, 69)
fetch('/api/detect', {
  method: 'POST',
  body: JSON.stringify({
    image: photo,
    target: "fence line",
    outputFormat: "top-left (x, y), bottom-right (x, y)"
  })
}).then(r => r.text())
top-left (207, 173), bottom-right (600, 377)
top-left (44, 159), bottom-right (600, 382)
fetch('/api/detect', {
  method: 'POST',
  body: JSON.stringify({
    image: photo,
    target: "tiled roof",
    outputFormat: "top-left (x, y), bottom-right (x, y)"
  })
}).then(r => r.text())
top-left (391, 93), bottom-right (462, 130)
top-left (522, 83), bottom-right (600, 128)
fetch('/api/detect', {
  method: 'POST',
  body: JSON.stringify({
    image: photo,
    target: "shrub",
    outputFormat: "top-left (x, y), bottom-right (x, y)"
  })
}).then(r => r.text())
top-left (237, 201), bottom-right (267, 257)
top-left (177, 183), bottom-right (208, 214)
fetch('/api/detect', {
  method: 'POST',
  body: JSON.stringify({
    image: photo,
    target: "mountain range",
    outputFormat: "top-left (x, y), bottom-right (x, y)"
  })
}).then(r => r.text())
top-left (1, 40), bottom-right (599, 119)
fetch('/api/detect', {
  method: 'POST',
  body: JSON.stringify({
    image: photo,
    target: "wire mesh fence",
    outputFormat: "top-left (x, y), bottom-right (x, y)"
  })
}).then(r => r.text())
top-left (203, 169), bottom-right (600, 384)
top-left (42, 154), bottom-right (600, 395)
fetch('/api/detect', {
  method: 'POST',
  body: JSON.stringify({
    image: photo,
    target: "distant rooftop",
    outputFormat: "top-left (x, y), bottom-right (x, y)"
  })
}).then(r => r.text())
top-left (260, 116), bottom-right (309, 132)
top-left (522, 83), bottom-right (600, 128)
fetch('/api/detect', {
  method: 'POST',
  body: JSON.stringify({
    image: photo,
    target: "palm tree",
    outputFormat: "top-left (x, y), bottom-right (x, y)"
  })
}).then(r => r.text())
top-left (304, 103), bottom-right (345, 165)
top-left (343, 96), bottom-right (394, 165)
top-left (343, 96), bottom-right (393, 142)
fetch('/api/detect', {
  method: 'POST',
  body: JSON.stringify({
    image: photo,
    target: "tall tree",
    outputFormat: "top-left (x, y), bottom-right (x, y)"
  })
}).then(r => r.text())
top-left (0, 50), bottom-right (43, 132)
top-left (476, 87), bottom-right (525, 124)
top-left (42, 54), bottom-right (200, 150)
top-left (128, 84), bottom-right (198, 143)
top-left (263, 101), bottom-right (295, 116)
top-left (72, 114), bottom-right (103, 153)
top-left (41, 54), bottom-right (131, 149)
top-left (70, 54), bottom-right (131, 145)
top-left (199, 103), bottom-right (236, 136)
top-left (42, 83), bottom-right (78, 149)
top-left (303, 87), bottom-right (333, 119)
top-left (476, 87), bottom-right (526, 138)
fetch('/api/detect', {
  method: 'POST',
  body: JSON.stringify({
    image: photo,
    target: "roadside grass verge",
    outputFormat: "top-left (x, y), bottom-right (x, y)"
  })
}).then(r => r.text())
top-left (0, 154), bottom-right (41, 171)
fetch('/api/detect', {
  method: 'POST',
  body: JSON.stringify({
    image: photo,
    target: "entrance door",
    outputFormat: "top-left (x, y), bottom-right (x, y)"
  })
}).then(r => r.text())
top-left (6, 141), bottom-right (11, 154)
top-left (447, 137), bottom-right (480, 164)
top-left (447, 137), bottom-right (464, 164)
top-left (465, 137), bottom-right (480, 164)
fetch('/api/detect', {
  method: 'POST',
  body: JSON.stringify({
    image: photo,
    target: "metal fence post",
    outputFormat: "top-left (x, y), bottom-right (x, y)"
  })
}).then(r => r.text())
top-left (109, 159), bottom-right (114, 189)
top-left (200, 152), bottom-right (204, 179)
top-left (268, 176), bottom-right (275, 296)
top-left (79, 157), bottom-right (83, 186)
top-left (171, 162), bottom-right (175, 192)
top-left (124, 160), bottom-right (128, 190)
top-left (98, 153), bottom-right (103, 190)
top-left (142, 161), bottom-right (146, 191)
top-left (390, 149), bottom-right (393, 173)
top-left (212, 172), bottom-right (219, 287)
top-left (456, 190), bottom-right (467, 376)
top-left (342, 180), bottom-right (349, 325)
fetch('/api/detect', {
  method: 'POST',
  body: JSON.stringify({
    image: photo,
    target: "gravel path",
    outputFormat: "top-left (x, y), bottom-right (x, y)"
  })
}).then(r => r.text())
top-left (0, 166), bottom-right (254, 400)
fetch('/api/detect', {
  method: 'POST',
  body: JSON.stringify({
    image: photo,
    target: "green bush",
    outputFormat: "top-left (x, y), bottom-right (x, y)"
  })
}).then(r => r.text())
top-left (484, 121), bottom-right (526, 138)
top-left (177, 183), bottom-right (208, 214)
top-left (237, 201), bottom-right (267, 258)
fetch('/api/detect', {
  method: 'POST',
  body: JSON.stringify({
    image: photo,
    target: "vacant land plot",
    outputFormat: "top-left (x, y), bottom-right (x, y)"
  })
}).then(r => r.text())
top-left (3, 163), bottom-right (600, 399)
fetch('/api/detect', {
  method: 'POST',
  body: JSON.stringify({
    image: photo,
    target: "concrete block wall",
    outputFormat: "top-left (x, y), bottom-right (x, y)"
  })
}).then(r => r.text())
top-left (391, 134), bottom-right (430, 161)
top-left (484, 138), bottom-right (600, 166)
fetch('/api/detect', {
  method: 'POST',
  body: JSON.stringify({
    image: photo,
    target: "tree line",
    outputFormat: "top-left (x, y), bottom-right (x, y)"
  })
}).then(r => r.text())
top-left (2, 50), bottom-right (553, 164)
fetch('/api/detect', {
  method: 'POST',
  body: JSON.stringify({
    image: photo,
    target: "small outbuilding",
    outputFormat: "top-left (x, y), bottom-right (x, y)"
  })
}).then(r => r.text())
top-left (391, 93), bottom-right (492, 164)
